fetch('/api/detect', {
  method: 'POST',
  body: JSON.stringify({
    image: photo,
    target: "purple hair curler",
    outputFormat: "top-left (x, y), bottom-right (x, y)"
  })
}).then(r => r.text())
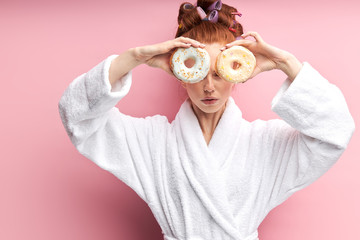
top-left (183, 3), bottom-right (194, 10)
top-left (207, 10), bottom-right (219, 23)
top-left (207, 0), bottom-right (222, 11)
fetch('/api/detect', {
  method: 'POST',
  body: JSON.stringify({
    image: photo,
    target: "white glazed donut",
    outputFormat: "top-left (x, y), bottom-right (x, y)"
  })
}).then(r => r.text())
top-left (215, 46), bottom-right (256, 83)
top-left (170, 47), bottom-right (210, 83)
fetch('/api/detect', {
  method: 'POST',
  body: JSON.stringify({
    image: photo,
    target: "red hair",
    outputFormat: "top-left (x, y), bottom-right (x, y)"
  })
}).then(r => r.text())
top-left (175, 0), bottom-right (243, 44)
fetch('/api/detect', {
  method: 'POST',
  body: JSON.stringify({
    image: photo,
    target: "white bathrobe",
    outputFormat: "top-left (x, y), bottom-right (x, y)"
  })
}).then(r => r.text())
top-left (58, 55), bottom-right (355, 240)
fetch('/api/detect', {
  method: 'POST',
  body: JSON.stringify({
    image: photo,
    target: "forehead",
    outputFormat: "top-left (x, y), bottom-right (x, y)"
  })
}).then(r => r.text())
top-left (204, 43), bottom-right (224, 57)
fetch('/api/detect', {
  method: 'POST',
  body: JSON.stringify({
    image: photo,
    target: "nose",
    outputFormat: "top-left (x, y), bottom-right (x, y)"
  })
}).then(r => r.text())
top-left (203, 74), bottom-right (215, 93)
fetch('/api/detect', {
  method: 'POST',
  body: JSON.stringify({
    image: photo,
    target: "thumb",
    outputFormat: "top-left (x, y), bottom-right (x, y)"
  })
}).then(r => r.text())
top-left (164, 65), bottom-right (174, 76)
top-left (248, 66), bottom-right (261, 80)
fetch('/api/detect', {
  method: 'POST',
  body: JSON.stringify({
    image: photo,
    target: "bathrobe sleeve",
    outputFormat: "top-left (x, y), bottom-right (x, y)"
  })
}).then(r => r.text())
top-left (263, 62), bottom-right (355, 211)
top-left (58, 55), bottom-right (167, 203)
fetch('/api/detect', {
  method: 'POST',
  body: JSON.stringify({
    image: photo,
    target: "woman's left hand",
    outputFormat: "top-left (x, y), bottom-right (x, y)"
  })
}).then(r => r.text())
top-left (221, 31), bottom-right (302, 81)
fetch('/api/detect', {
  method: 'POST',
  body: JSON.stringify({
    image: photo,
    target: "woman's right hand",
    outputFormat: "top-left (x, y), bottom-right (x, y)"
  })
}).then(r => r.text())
top-left (133, 37), bottom-right (206, 75)
top-left (109, 37), bottom-right (205, 88)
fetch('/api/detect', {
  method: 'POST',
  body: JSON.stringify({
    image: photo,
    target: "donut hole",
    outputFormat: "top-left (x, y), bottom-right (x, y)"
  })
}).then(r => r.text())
top-left (184, 58), bottom-right (196, 68)
top-left (232, 61), bottom-right (242, 70)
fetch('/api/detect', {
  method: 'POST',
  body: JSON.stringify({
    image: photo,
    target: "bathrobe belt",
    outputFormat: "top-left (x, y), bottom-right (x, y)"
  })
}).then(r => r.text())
top-left (163, 229), bottom-right (259, 240)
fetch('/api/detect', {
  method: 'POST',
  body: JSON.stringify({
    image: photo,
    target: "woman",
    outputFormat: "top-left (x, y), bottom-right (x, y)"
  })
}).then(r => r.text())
top-left (58, 1), bottom-right (355, 239)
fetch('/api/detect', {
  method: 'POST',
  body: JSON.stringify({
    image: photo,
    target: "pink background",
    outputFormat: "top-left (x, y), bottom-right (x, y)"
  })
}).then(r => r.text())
top-left (1, 0), bottom-right (359, 239)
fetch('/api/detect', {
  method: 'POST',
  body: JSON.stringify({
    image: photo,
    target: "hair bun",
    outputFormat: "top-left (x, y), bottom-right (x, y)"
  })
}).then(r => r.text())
top-left (176, 0), bottom-right (243, 39)
top-left (177, 2), bottom-right (202, 33)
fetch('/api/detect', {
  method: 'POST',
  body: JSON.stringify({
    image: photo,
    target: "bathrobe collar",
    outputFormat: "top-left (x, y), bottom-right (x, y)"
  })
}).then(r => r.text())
top-left (174, 96), bottom-right (245, 239)
top-left (176, 96), bottom-right (243, 163)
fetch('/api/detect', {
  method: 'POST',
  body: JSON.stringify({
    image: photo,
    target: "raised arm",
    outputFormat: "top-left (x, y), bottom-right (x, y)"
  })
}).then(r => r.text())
top-left (224, 32), bottom-right (355, 211)
top-left (58, 37), bottom-right (206, 203)
top-left (221, 31), bottom-right (302, 81)
top-left (109, 37), bottom-right (206, 87)
top-left (262, 62), bottom-right (355, 211)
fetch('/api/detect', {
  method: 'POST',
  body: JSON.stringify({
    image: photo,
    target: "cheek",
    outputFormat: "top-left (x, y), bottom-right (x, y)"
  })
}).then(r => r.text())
top-left (186, 84), bottom-right (202, 95)
top-left (184, 87), bottom-right (195, 100)
top-left (220, 83), bottom-right (235, 93)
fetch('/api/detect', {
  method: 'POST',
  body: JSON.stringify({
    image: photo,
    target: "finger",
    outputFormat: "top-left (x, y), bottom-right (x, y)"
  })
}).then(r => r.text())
top-left (241, 31), bottom-right (264, 43)
top-left (172, 42), bottom-right (193, 48)
top-left (164, 65), bottom-right (174, 76)
top-left (176, 37), bottom-right (206, 48)
top-left (165, 40), bottom-right (204, 57)
top-left (220, 39), bottom-right (254, 50)
top-left (249, 66), bottom-right (262, 79)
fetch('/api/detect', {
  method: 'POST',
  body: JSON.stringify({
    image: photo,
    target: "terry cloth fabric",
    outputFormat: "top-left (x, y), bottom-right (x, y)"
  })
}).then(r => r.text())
top-left (58, 54), bottom-right (355, 240)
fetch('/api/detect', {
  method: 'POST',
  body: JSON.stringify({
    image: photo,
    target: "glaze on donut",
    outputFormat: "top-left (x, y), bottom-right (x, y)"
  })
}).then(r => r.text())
top-left (170, 47), bottom-right (210, 83)
top-left (215, 46), bottom-right (256, 83)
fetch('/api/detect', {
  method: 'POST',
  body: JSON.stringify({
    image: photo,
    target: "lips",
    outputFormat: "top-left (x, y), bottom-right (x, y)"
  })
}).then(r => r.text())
top-left (201, 98), bottom-right (219, 105)
top-left (201, 97), bottom-right (218, 101)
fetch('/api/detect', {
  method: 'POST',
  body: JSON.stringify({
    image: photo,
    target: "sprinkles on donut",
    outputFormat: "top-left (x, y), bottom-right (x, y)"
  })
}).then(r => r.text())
top-left (170, 47), bottom-right (210, 83)
top-left (215, 46), bottom-right (256, 83)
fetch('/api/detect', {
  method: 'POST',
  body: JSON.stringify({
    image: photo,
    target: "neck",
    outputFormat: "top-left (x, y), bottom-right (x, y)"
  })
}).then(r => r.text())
top-left (191, 100), bottom-right (228, 137)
